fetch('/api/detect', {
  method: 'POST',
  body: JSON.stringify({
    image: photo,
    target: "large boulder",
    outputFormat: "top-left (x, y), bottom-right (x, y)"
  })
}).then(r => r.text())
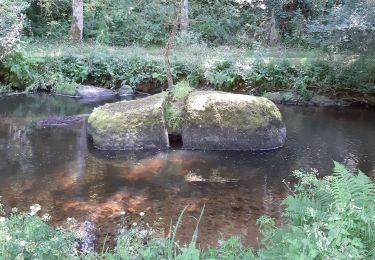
top-left (182, 91), bottom-right (286, 151)
top-left (76, 85), bottom-right (116, 99)
top-left (87, 93), bottom-right (169, 150)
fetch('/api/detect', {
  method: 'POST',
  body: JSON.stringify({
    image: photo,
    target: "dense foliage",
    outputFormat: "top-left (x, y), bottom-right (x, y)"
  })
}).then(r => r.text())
top-left (306, 0), bottom-right (375, 51)
top-left (0, 0), bottom-right (28, 61)
top-left (0, 203), bottom-right (77, 259)
top-left (0, 0), bottom-right (373, 97)
top-left (257, 163), bottom-right (375, 259)
top-left (0, 163), bottom-right (374, 259)
top-left (2, 0), bottom-right (368, 49)
top-left (0, 43), bottom-right (374, 99)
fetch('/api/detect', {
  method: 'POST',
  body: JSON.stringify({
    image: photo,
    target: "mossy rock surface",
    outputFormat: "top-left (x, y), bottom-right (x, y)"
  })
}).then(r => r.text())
top-left (88, 93), bottom-right (169, 150)
top-left (182, 91), bottom-right (286, 151)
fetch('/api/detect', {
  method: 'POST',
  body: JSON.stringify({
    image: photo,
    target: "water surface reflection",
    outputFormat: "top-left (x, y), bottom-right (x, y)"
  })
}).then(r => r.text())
top-left (0, 93), bottom-right (374, 248)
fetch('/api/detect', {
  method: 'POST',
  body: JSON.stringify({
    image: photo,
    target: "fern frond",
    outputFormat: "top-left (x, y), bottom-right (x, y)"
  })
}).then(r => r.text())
top-left (354, 170), bottom-right (375, 207)
top-left (332, 162), bottom-right (375, 209)
top-left (332, 161), bottom-right (358, 207)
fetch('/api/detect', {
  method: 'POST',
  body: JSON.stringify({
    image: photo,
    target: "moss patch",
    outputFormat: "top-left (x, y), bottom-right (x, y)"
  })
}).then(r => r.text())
top-left (185, 91), bottom-right (283, 130)
top-left (88, 93), bottom-right (166, 135)
top-left (87, 93), bottom-right (169, 150)
top-left (164, 81), bottom-right (194, 134)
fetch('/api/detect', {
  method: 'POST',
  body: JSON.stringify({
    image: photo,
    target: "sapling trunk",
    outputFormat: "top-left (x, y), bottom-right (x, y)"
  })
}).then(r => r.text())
top-left (163, 0), bottom-right (183, 100)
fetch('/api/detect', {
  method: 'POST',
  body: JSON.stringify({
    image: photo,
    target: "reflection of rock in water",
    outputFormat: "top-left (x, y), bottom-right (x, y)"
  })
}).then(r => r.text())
top-left (6, 123), bottom-right (36, 174)
top-left (87, 142), bottom-right (163, 163)
top-left (0, 144), bottom-right (288, 249)
top-left (75, 120), bottom-right (88, 196)
top-left (184, 171), bottom-right (240, 183)
top-left (33, 114), bottom-right (89, 128)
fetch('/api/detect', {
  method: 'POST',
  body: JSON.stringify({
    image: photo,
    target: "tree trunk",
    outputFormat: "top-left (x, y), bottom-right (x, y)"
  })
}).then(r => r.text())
top-left (180, 0), bottom-right (189, 30)
top-left (163, 0), bottom-right (182, 93)
top-left (70, 0), bottom-right (83, 43)
top-left (269, 9), bottom-right (279, 46)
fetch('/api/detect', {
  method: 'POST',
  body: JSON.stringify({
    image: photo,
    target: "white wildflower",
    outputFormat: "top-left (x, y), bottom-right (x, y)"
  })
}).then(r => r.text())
top-left (29, 204), bottom-right (41, 216)
top-left (132, 222), bottom-right (137, 227)
top-left (139, 229), bottom-right (148, 238)
top-left (120, 211), bottom-right (126, 216)
top-left (11, 207), bottom-right (18, 213)
top-left (42, 213), bottom-right (51, 222)
top-left (74, 230), bottom-right (85, 239)
top-left (26, 241), bottom-right (36, 253)
top-left (139, 212), bottom-right (145, 217)
top-left (19, 240), bottom-right (26, 247)
top-left (0, 217), bottom-right (6, 222)
top-left (15, 253), bottom-right (24, 260)
top-left (67, 217), bottom-right (76, 225)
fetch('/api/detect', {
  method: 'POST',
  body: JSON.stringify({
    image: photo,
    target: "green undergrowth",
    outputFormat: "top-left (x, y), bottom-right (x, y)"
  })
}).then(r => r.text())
top-left (0, 43), bottom-right (374, 98)
top-left (164, 80), bottom-right (194, 134)
top-left (1, 162), bottom-right (374, 259)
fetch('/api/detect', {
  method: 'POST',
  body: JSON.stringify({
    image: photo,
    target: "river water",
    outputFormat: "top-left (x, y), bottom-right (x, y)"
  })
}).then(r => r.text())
top-left (0, 93), bottom-right (374, 248)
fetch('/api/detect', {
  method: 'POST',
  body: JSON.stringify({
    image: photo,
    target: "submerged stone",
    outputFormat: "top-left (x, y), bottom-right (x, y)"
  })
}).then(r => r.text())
top-left (76, 85), bottom-right (116, 99)
top-left (87, 93), bottom-right (169, 150)
top-left (182, 91), bottom-right (286, 151)
top-left (309, 95), bottom-right (336, 106)
top-left (118, 84), bottom-right (134, 96)
top-left (262, 91), bottom-right (302, 105)
top-left (34, 114), bottom-right (88, 128)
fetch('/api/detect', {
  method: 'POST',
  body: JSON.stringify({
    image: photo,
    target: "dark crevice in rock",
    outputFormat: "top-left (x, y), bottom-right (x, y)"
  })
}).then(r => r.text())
top-left (168, 134), bottom-right (183, 149)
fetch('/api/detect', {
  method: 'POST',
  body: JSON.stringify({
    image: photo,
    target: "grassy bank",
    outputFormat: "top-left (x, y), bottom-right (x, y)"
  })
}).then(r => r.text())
top-left (1, 163), bottom-right (375, 259)
top-left (0, 42), bottom-right (374, 104)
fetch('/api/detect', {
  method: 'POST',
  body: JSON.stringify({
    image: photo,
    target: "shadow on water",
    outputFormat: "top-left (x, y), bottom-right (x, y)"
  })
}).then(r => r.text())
top-left (0, 93), bottom-right (375, 248)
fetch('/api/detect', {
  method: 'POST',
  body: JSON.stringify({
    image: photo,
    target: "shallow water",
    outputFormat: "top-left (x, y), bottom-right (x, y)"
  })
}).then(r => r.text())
top-left (0, 93), bottom-right (374, 248)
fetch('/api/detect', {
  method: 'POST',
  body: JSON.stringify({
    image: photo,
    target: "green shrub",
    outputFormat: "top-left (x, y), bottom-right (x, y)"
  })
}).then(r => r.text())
top-left (257, 162), bottom-right (375, 259)
top-left (204, 60), bottom-right (241, 91)
top-left (165, 80), bottom-right (194, 134)
top-left (0, 0), bottom-right (29, 61)
top-left (240, 59), bottom-right (296, 93)
top-left (52, 76), bottom-right (77, 96)
top-left (0, 203), bottom-right (77, 259)
top-left (0, 84), bottom-right (12, 94)
top-left (0, 44), bottom-right (374, 97)
top-left (170, 80), bottom-right (194, 101)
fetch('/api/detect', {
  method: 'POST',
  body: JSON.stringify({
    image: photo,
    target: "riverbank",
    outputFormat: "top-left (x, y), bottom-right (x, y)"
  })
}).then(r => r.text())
top-left (0, 42), bottom-right (374, 106)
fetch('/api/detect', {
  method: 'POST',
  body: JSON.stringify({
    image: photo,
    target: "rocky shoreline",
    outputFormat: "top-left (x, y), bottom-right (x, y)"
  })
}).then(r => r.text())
top-left (2, 85), bottom-right (374, 108)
